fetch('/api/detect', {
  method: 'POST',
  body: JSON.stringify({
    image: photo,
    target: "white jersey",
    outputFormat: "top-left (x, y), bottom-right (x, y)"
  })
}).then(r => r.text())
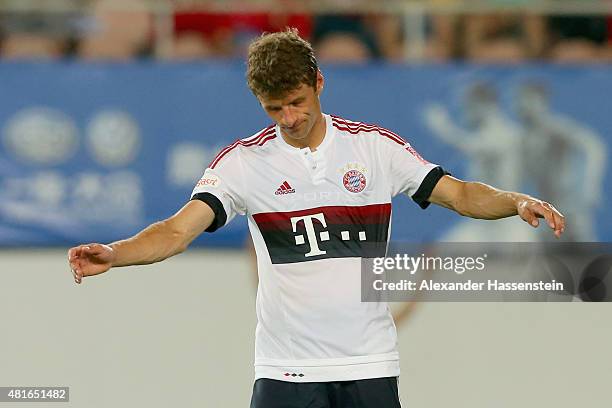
top-left (191, 114), bottom-right (444, 382)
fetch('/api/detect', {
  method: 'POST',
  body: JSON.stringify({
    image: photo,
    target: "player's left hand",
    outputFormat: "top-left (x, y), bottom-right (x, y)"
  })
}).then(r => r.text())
top-left (517, 197), bottom-right (565, 238)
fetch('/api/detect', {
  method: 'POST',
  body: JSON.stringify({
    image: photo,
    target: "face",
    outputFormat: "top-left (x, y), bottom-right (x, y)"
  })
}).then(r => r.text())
top-left (465, 99), bottom-right (489, 128)
top-left (257, 72), bottom-right (324, 144)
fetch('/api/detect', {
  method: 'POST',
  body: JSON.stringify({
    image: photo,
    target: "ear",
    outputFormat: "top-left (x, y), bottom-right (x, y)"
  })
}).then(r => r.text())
top-left (316, 70), bottom-right (324, 95)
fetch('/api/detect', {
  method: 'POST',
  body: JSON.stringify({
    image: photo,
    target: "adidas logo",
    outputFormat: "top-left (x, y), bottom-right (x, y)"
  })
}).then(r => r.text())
top-left (275, 181), bottom-right (295, 195)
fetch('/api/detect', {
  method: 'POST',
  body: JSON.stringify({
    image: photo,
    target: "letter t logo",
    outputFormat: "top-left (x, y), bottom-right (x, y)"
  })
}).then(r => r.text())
top-left (290, 213), bottom-right (329, 257)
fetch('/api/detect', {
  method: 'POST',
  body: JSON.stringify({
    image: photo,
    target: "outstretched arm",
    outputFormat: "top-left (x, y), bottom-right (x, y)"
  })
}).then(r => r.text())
top-left (428, 175), bottom-right (565, 238)
top-left (68, 200), bottom-right (215, 284)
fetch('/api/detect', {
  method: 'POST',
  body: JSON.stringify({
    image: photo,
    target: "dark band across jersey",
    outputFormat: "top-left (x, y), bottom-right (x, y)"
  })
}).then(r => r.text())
top-left (253, 204), bottom-right (391, 264)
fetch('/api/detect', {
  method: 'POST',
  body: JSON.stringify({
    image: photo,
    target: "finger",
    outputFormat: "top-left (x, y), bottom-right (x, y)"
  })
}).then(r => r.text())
top-left (543, 202), bottom-right (558, 231)
top-left (554, 216), bottom-right (565, 238)
top-left (87, 244), bottom-right (105, 256)
top-left (532, 203), bottom-right (556, 230)
top-left (520, 208), bottom-right (539, 227)
top-left (541, 202), bottom-right (564, 237)
top-left (533, 202), bottom-right (566, 238)
top-left (74, 245), bottom-right (85, 258)
top-left (75, 268), bottom-right (83, 284)
top-left (549, 206), bottom-right (565, 237)
top-left (71, 267), bottom-right (81, 284)
top-left (69, 257), bottom-right (79, 270)
top-left (533, 203), bottom-right (553, 226)
top-left (69, 255), bottom-right (84, 270)
top-left (68, 247), bottom-right (79, 262)
top-left (80, 245), bottom-right (95, 257)
top-left (69, 252), bottom-right (78, 280)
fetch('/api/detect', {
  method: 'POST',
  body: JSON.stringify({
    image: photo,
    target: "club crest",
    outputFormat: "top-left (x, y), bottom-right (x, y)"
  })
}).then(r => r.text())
top-left (343, 170), bottom-right (366, 193)
top-left (339, 163), bottom-right (367, 193)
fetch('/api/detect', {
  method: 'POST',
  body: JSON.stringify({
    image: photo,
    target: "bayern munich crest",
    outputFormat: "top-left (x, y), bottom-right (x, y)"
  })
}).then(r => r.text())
top-left (342, 169), bottom-right (367, 193)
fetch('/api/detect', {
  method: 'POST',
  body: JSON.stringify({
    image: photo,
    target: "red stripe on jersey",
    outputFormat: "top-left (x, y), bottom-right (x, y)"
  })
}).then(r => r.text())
top-left (331, 116), bottom-right (407, 146)
top-left (331, 119), bottom-right (405, 147)
top-left (209, 126), bottom-right (276, 169)
top-left (257, 133), bottom-right (277, 146)
top-left (244, 125), bottom-right (276, 143)
top-left (333, 115), bottom-right (407, 142)
top-left (405, 145), bottom-right (428, 164)
top-left (209, 126), bottom-right (275, 168)
top-left (332, 117), bottom-right (427, 163)
top-left (253, 203), bottom-right (391, 230)
top-left (332, 116), bottom-right (405, 145)
top-left (332, 122), bottom-right (404, 147)
top-left (209, 128), bottom-right (270, 169)
top-left (282, 181), bottom-right (291, 189)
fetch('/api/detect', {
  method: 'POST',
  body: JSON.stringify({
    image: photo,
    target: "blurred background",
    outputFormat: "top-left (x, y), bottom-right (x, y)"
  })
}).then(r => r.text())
top-left (0, 0), bottom-right (611, 407)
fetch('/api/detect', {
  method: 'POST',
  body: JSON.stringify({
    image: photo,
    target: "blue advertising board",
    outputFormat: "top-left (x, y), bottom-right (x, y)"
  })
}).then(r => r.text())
top-left (0, 63), bottom-right (609, 246)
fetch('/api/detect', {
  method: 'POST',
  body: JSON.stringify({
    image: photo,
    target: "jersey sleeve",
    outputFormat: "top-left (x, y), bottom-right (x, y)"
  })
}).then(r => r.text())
top-left (381, 136), bottom-right (449, 209)
top-left (190, 148), bottom-right (247, 232)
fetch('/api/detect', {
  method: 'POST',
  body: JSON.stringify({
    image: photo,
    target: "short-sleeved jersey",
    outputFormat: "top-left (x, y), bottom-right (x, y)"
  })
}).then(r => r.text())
top-left (191, 114), bottom-right (445, 382)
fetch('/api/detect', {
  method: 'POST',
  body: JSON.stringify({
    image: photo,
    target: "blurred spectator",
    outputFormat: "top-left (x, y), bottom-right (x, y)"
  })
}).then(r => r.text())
top-left (78, 0), bottom-right (153, 60)
top-left (167, 31), bottom-right (214, 61)
top-left (0, 12), bottom-right (79, 59)
top-left (173, 11), bottom-right (312, 59)
top-left (463, 13), bottom-right (546, 63)
top-left (315, 32), bottom-right (371, 63)
top-left (420, 15), bottom-right (461, 61)
top-left (416, 0), bottom-right (460, 61)
top-left (605, 16), bottom-right (612, 60)
top-left (312, 14), bottom-right (379, 63)
top-left (547, 15), bottom-right (609, 62)
top-left (1, 3), bottom-right (611, 64)
top-left (1, 32), bottom-right (64, 59)
top-left (365, 13), bottom-right (405, 61)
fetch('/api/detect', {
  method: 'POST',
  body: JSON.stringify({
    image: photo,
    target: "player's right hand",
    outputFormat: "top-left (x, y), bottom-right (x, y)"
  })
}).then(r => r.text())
top-left (68, 244), bottom-right (115, 284)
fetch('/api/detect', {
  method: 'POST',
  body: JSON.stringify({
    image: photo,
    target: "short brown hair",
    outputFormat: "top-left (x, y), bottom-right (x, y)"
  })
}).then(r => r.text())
top-left (246, 28), bottom-right (318, 99)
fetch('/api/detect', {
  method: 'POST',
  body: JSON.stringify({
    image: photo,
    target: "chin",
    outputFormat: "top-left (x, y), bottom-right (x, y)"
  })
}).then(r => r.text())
top-left (290, 133), bottom-right (308, 141)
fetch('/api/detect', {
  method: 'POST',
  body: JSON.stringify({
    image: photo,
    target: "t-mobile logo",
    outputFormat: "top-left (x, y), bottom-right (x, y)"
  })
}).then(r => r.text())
top-left (290, 213), bottom-right (330, 257)
top-left (290, 212), bottom-right (369, 258)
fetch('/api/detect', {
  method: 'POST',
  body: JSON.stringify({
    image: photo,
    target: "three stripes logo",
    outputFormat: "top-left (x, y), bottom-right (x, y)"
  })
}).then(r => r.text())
top-left (275, 181), bottom-right (295, 195)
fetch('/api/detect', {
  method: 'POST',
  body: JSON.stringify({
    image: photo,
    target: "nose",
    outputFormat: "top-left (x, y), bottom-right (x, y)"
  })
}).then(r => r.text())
top-left (280, 106), bottom-right (297, 128)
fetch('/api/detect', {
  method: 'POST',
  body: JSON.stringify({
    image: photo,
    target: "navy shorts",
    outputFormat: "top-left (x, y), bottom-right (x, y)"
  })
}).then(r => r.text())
top-left (250, 377), bottom-right (402, 408)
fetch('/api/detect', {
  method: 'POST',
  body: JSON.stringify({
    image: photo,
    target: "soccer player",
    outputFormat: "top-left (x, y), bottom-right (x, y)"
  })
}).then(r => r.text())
top-left (68, 29), bottom-right (565, 407)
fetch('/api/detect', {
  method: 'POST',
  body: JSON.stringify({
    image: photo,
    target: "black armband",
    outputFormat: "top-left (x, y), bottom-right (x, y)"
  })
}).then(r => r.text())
top-left (412, 166), bottom-right (450, 209)
top-left (190, 192), bottom-right (227, 232)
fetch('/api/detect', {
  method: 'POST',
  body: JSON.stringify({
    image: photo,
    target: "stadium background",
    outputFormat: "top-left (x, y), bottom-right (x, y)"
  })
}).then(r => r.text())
top-left (0, 1), bottom-right (610, 406)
